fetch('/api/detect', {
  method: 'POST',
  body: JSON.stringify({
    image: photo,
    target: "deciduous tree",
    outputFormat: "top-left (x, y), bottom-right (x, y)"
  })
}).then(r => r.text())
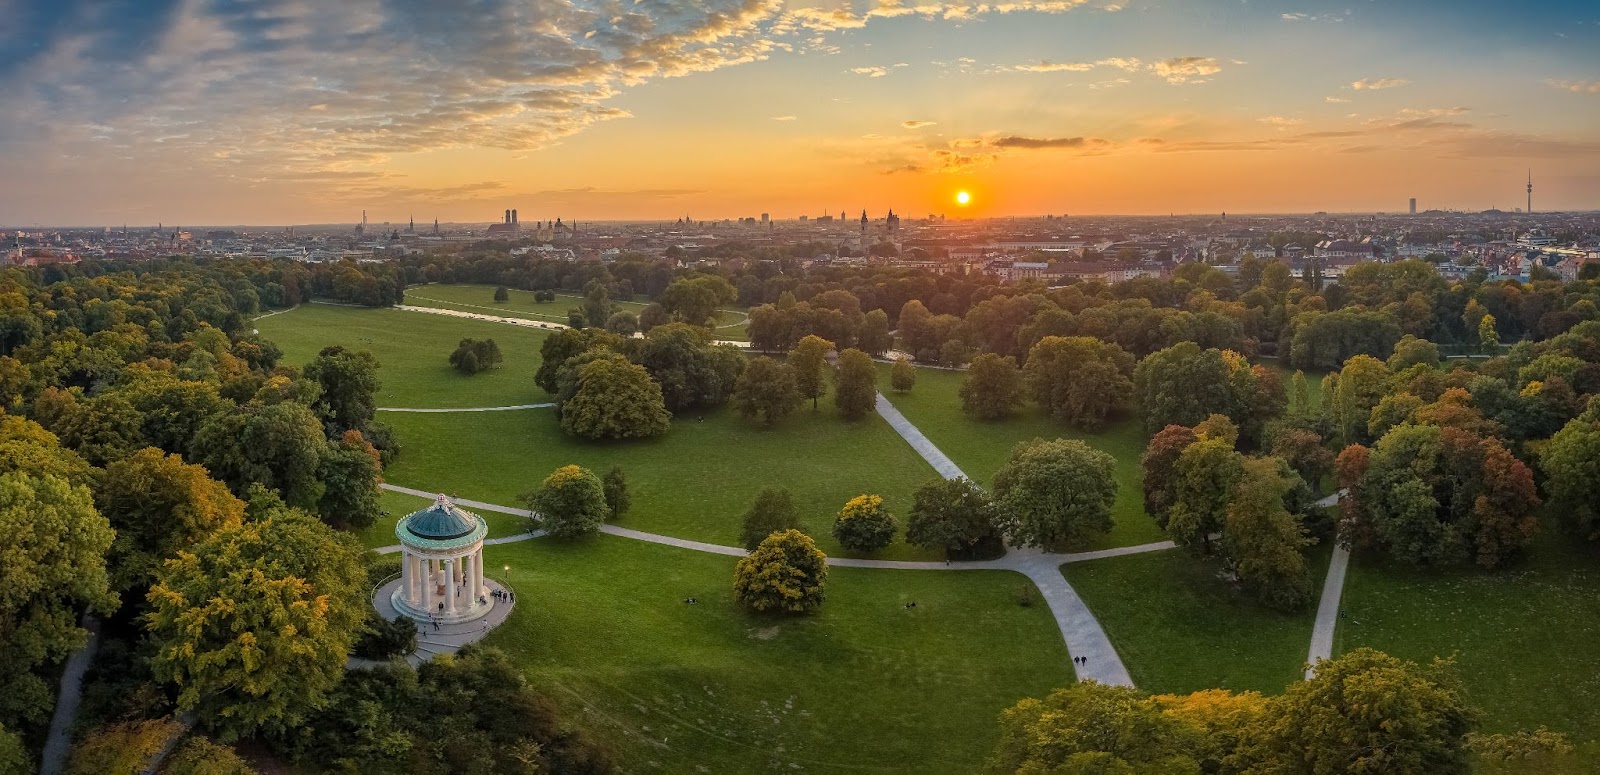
top-left (789, 334), bottom-right (834, 410)
top-left (96, 447), bottom-right (245, 595)
top-left (739, 487), bottom-right (802, 550)
top-left (905, 477), bottom-right (997, 559)
top-left (833, 348), bottom-right (877, 420)
top-left (558, 355), bottom-right (671, 440)
top-left (960, 353), bottom-right (1024, 420)
top-left (602, 465), bottom-right (631, 518)
top-left (992, 438), bottom-right (1117, 549)
top-left (524, 465), bottom-right (610, 538)
top-left (832, 494), bottom-right (897, 552)
top-left (890, 357), bottom-right (916, 393)
top-left (1022, 336), bottom-right (1134, 430)
top-left (733, 530), bottom-right (827, 613)
top-left (304, 345), bottom-right (379, 432)
top-left (732, 355), bottom-right (800, 427)
top-left (1140, 424), bottom-right (1198, 528)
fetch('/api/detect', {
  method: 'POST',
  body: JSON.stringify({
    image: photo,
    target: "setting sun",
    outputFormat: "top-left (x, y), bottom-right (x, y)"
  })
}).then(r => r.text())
top-left (956, 190), bottom-right (971, 206)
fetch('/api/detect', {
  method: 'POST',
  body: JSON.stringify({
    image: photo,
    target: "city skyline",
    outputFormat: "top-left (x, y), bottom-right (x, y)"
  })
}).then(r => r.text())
top-left (3, 0), bottom-right (1598, 224)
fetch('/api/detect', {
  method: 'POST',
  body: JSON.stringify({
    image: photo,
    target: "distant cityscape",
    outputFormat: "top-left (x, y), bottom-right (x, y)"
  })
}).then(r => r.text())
top-left (8, 197), bottom-right (1597, 286)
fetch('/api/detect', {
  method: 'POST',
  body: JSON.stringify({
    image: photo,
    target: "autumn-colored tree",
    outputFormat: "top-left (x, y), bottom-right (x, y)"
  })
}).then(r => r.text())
top-left (1224, 458), bottom-right (1312, 611)
top-left (1140, 424), bottom-right (1198, 529)
top-left (1367, 392), bottom-right (1424, 439)
top-left (1238, 648), bottom-right (1476, 774)
top-left (1269, 426), bottom-right (1335, 489)
top-left (789, 334), bottom-right (834, 410)
top-left (1332, 354), bottom-right (1390, 444)
top-left (1541, 398), bottom-right (1600, 539)
top-left (1479, 313), bottom-right (1501, 356)
top-left (96, 447), bottom-right (246, 595)
top-left (1470, 440), bottom-right (1540, 569)
top-left (832, 494), bottom-right (897, 553)
top-left (988, 682), bottom-right (1204, 773)
top-left (1290, 370), bottom-right (1312, 417)
top-left (146, 500), bottom-right (366, 740)
top-left (65, 718), bottom-right (185, 775)
top-left (733, 529), bottom-right (827, 614)
top-left (1168, 437), bottom-right (1245, 555)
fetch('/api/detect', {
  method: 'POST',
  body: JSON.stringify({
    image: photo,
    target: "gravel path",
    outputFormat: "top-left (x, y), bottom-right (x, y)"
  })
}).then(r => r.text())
top-left (39, 615), bottom-right (100, 775)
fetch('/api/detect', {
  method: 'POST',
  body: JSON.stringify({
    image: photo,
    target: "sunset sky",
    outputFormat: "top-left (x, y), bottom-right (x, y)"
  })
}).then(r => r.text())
top-left (3, 0), bottom-right (1597, 225)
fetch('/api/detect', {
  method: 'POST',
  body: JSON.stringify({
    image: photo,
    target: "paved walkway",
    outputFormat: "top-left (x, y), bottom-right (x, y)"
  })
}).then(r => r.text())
top-left (39, 615), bottom-right (100, 775)
top-left (390, 303), bottom-right (751, 348)
top-left (873, 393), bottom-right (966, 480)
top-left (352, 578), bottom-right (517, 668)
top-left (1305, 489), bottom-right (1349, 678)
top-left (376, 403), bottom-right (553, 413)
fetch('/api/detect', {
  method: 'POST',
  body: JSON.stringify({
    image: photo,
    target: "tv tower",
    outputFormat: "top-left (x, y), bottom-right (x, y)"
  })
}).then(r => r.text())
top-left (1526, 170), bottom-right (1533, 214)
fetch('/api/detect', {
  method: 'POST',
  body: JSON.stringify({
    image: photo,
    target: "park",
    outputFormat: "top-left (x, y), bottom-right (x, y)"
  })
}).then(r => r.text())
top-left (250, 285), bottom-right (1600, 772)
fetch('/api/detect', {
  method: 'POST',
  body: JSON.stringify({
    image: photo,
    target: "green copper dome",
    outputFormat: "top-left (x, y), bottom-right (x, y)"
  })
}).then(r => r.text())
top-left (403, 496), bottom-right (480, 541)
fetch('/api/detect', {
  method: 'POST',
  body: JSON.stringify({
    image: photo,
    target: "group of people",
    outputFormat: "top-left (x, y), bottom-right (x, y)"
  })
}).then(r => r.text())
top-left (493, 588), bottom-right (514, 603)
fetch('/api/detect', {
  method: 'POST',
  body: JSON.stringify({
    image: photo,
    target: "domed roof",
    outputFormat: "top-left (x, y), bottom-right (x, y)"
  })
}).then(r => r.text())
top-left (403, 495), bottom-right (480, 541)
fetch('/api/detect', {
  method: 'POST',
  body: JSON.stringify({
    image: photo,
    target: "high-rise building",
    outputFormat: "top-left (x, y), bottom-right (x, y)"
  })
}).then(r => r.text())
top-left (1526, 170), bottom-right (1533, 214)
top-left (1409, 198), bottom-right (1417, 215)
top-left (760, 213), bottom-right (769, 224)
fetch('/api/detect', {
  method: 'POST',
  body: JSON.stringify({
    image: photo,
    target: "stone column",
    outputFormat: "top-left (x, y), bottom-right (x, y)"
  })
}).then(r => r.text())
top-left (401, 551), bottom-right (414, 605)
top-left (420, 556), bottom-right (433, 613)
top-left (472, 547), bottom-right (484, 600)
top-left (446, 558), bottom-right (458, 613)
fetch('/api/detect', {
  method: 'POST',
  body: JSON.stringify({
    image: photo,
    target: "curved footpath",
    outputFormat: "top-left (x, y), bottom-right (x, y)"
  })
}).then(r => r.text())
top-left (407, 293), bottom-right (751, 331)
top-left (390, 303), bottom-right (751, 348)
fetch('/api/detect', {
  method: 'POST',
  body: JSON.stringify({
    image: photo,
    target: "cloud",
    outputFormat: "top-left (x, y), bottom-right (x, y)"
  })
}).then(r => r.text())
top-left (1006, 57), bottom-right (1142, 74)
top-left (849, 63), bottom-right (909, 77)
top-left (1151, 57), bottom-right (1223, 84)
top-left (1259, 116), bottom-right (1304, 127)
top-left (772, 115), bottom-right (797, 121)
top-left (1281, 11), bottom-right (1348, 23)
top-left (903, 120), bottom-right (937, 129)
top-left (1546, 79), bottom-right (1600, 93)
top-left (1325, 96), bottom-right (1350, 103)
top-left (989, 135), bottom-right (1109, 149)
top-left (1352, 77), bottom-right (1411, 90)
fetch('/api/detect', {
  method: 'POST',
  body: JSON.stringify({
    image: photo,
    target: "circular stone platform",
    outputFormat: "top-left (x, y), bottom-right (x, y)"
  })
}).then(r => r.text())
top-left (369, 577), bottom-right (518, 665)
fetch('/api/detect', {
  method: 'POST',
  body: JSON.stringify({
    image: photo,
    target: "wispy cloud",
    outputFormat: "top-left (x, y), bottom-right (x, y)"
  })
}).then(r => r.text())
top-left (1152, 57), bottom-right (1224, 84)
top-left (772, 115), bottom-right (797, 121)
top-left (1352, 77), bottom-right (1411, 90)
top-left (849, 63), bottom-right (909, 77)
top-left (1546, 79), bottom-right (1600, 93)
top-left (990, 135), bottom-right (1110, 149)
top-left (1325, 96), bottom-right (1351, 103)
top-left (903, 120), bottom-right (938, 129)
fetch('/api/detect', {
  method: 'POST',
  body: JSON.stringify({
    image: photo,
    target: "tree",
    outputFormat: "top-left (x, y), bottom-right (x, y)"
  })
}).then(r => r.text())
top-left (960, 353), bottom-right (1024, 421)
top-left (1140, 424), bottom-right (1199, 528)
top-left (1269, 426), bottom-right (1335, 488)
top-left (992, 438), bottom-right (1117, 549)
top-left (449, 338), bottom-right (503, 375)
top-left (493, 286), bottom-right (510, 303)
top-left (988, 682), bottom-right (1204, 773)
top-left (1331, 354), bottom-right (1390, 444)
top-left (316, 430), bottom-right (383, 530)
top-left (1240, 648), bottom-right (1476, 774)
top-left (558, 355), bottom-right (671, 440)
top-left (733, 529), bottom-right (827, 613)
top-left (96, 447), bottom-right (246, 595)
top-left (602, 465), bottom-right (630, 518)
top-left (524, 465), bottom-right (610, 538)
top-left (1134, 342), bottom-right (1234, 434)
top-left (163, 735), bottom-right (258, 775)
top-left (0, 472), bottom-right (116, 731)
top-left (1168, 437), bottom-right (1245, 555)
top-left (1542, 399), bottom-right (1600, 540)
top-left (890, 357), bottom-right (916, 393)
top-left (0, 723), bottom-right (26, 775)
top-left (304, 345), bottom-right (380, 432)
top-left (739, 487), bottom-right (802, 550)
top-left (833, 348), bottom-right (877, 420)
top-left (192, 401), bottom-right (329, 509)
top-left (145, 501), bottom-right (366, 740)
top-left (534, 328), bottom-right (615, 394)
top-left (732, 355), bottom-right (801, 427)
top-left (789, 334), bottom-right (833, 410)
top-left (1224, 457), bottom-right (1312, 611)
top-left (65, 718), bottom-right (185, 775)
top-left (604, 310), bottom-right (639, 336)
top-left (897, 299), bottom-right (936, 356)
top-left (1479, 313), bottom-right (1501, 356)
top-left (1290, 369), bottom-right (1312, 417)
top-left (635, 323), bottom-right (744, 412)
top-left (858, 309), bottom-right (892, 356)
top-left (1389, 334), bottom-right (1442, 371)
top-left (1022, 336), bottom-right (1134, 431)
top-left (582, 279), bottom-right (611, 329)
top-left (832, 494), bottom-right (897, 552)
top-left (905, 477), bottom-right (997, 559)
top-left (659, 276), bottom-right (735, 327)
top-left (1470, 440), bottom-right (1540, 569)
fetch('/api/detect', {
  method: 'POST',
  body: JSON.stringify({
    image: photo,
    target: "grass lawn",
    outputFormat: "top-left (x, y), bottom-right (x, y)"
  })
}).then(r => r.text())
top-left (877, 363), bottom-right (1165, 550)
top-left (380, 400), bottom-right (943, 559)
top-left (352, 488), bottom-right (532, 550)
top-left (256, 304), bottom-right (553, 409)
top-left (1063, 544), bottom-right (1332, 695)
top-left (1335, 531), bottom-right (1600, 743)
top-left (484, 534), bottom-right (1072, 772)
top-left (404, 283), bottom-right (750, 340)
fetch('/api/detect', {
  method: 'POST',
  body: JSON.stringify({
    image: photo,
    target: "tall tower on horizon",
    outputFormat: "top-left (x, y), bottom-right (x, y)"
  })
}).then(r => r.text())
top-left (1526, 170), bottom-right (1533, 214)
